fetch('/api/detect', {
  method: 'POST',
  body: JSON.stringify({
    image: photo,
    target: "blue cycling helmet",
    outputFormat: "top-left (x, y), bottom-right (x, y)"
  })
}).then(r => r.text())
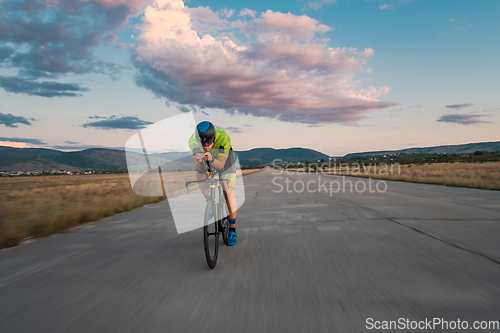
top-left (196, 121), bottom-right (216, 144)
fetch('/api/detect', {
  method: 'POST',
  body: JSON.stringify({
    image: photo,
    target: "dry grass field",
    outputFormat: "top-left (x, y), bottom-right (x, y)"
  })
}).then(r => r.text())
top-left (0, 168), bottom-right (263, 249)
top-left (328, 162), bottom-right (500, 190)
top-left (0, 174), bottom-right (164, 249)
top-left (241, 168), bottom-right (263, 176)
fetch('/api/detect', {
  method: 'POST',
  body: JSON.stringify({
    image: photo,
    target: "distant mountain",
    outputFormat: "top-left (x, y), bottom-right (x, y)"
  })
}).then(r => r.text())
top-left (0, 156), bottom-right (84, 172)
top-left (0, 155), bottom-right (32, 167)
top-left (344, 141), bottom-right (500, 158)
top-left (2, 141), bottom-right (498, 172)
top-left (151, 151), bottom-right (192, 161)
top-left (0, 146), bottom-right (63, 159)
top-left (53, 148), bottom-right (129, 171)
top-left (0, 146), bottom-right (330, 171)
top-left (235, 147), bottom-right (330, 166)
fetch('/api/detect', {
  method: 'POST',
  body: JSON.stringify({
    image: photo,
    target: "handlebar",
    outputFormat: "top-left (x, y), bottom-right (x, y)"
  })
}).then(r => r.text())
top-left (185, 161), bottom-right (230, 190)
top-left (185, 177), bottom-right (230, 190)
top-left (185, 156), bottom-right (231, 190)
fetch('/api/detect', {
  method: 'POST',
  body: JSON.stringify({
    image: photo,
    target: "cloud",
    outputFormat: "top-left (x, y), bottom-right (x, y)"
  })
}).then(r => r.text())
top-left (389, 104), bottom-right (427, 112)
top-left (0, 0), bottom-right (150, 96)
top-left (220, 126), bottom-right (245, 133)
top-left (0, 45), bottom-right (15, 61)
top-left (82, 115), bottom-right (153, 130)
top-left (134, 0), bottom-right (398, 124)
top-left (379, 4), bottom-right (395, 10)
top-left (0, 112), bottom-right (32, 127)
top-left (238, 8), bottom-right (256, 17)
top-left (0, 136), bottom-right (45, 144)
top-left (0, 76), bottom-right (88, 97)
top-left (437, 114), bottom-right (490, 125)
top-left (64, 141), bottom-right (79, 144)
top-left (250, 10), bottom-right (331, 40)
top-left (176, 105), bottom-right (191, 113)
top-left (218, 8), bottom-right (234, 18)
top-left (115, 43), bottom-right (135, 50)
top-left (446, 103), bottom-right (473, 110)
top-left (89, 115), bottom-right (107, 119)
top-left (48, 144), bottom-right (125, 150)
top-left (306, 0), bottom-right (336, 10)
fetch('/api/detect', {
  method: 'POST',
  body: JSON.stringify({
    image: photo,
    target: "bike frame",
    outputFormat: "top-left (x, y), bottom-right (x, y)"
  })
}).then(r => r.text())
top-left (185, 163), bottom-right (230, 230)
top-left (185, 160), bottom-right (230, 268)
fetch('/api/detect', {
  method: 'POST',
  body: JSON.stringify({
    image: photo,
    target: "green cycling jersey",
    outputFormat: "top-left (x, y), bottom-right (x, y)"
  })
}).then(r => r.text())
top-left (189, 128), bottom-right (232, 159)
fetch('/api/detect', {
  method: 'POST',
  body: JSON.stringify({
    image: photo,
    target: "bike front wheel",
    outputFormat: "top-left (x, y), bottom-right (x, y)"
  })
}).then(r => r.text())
top-left (203, 201), bottom-right (219, 269)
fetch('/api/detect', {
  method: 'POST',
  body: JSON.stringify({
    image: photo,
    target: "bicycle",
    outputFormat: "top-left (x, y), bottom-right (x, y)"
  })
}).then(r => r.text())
top-left (185, 164), bottom-right (230, 269)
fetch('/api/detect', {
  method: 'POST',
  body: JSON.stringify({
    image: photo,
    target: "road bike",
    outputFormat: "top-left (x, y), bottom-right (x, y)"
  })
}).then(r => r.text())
top-left (186, 165), bottom-right (230, 269)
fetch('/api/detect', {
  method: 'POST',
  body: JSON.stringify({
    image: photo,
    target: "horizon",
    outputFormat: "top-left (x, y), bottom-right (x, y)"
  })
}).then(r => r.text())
top-left (1, 0), bottom-right (499, 155)
top-left (2, 139), bottom-right (499, 158)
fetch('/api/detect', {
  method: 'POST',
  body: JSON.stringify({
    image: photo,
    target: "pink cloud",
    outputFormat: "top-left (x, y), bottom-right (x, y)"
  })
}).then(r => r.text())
top-left (0, 141), bottom-right (32, 148)
top-left (134, 0), bottom-right (398, 124)
top-left (238, 8), bottom-right (256, 18)
top-left (252, 10), bottom-right (331, 40)
top-left (218, 8), bottom-right (234, 18)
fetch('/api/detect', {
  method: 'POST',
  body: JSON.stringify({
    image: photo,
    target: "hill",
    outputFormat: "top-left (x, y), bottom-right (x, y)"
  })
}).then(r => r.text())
top-left (0, 156), bottom-right (84, 172)
top-left (2, 141), bottom-right (499, 171)
top-left (0, 146), bottom-right (63, 159)
top-left (0, 146), bottom-right (330, 171)
top-left (0, 155), bottom-right (32, 167)
top-left (236, 147), bottom-right (330, 166)
top-left (344, 141), bottom-right (500, 158)
top-left (53, 148), bottom-right (129, 171)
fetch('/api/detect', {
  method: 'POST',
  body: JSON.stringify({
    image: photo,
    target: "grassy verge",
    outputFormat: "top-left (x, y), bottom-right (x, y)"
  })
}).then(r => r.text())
top-left (326, 162), bottom-right (500, 190)
top-left (241, 168), bottom-right (264, 176)
top-left (0, 168), bottom-right (263, 250)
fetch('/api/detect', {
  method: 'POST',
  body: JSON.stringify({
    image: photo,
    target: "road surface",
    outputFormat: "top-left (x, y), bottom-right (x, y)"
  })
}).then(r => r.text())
top-left (1, 168), bottom-right (500, 332)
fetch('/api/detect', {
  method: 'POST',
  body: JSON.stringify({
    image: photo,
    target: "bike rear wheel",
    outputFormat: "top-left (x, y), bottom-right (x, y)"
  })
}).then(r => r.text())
top-left (203, 201), bottom-right (219, 269)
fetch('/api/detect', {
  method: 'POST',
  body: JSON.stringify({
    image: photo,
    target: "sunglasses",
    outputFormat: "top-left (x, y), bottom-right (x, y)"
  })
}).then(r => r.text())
top-left (202, 138), bottom-right (214, 146)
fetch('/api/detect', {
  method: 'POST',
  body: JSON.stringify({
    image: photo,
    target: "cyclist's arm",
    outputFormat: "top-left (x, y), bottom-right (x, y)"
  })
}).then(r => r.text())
top-left (191, 147), bottom-right (207, 173)
top-left (210, 155), bottom-right (227, 171)
top-left (192, 154), bottom-right (202, 165)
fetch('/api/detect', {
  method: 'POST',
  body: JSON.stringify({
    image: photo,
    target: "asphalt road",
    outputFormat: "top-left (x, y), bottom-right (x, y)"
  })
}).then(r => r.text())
top-left (1, 168), bottom-right (500, 332)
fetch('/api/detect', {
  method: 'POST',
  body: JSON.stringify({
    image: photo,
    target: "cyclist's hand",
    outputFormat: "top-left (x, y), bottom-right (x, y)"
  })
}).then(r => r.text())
top-left (204, 152), bottom-right (213, 161)
top-left (195, 153), bottom-right (204, 161)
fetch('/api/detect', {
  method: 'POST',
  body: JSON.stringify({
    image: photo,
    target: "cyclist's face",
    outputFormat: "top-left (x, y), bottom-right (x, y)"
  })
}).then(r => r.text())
top-left (202, 141), bottom-right (214, 151)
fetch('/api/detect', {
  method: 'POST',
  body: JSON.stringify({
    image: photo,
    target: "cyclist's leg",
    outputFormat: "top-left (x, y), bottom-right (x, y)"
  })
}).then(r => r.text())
top-left (222, 173), bottom-right (237, 245)
top-left (220, 149), bottom-right (237, 216)
top-left (222, 175), bottom-right (237, 219)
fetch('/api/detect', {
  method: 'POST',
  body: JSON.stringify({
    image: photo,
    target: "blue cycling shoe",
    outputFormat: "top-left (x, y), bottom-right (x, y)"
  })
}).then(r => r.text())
top-left (227, 231), bottom-right (237, 246)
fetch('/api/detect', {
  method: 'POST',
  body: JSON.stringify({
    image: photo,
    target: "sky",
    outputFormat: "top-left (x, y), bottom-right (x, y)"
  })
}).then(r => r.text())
top-left (0, 0), bottom-right (499, 156)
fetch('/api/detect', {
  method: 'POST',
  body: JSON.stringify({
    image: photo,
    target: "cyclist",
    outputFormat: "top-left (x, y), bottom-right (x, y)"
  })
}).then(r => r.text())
top-left (189, 121), bottom-right (238, 246)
